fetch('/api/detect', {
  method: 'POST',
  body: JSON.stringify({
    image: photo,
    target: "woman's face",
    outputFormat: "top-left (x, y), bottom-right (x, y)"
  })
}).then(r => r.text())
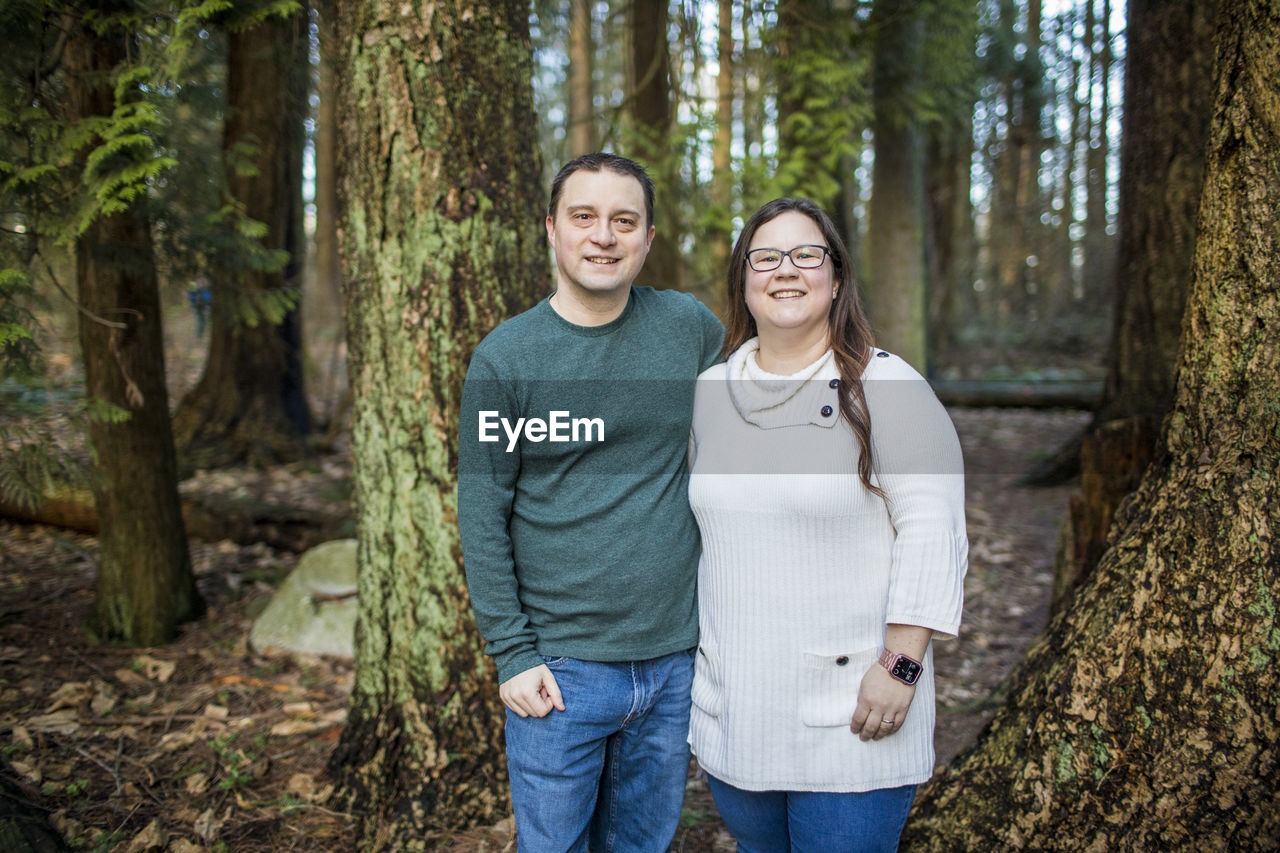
top-left (743, 211), bottom-right (835, 341)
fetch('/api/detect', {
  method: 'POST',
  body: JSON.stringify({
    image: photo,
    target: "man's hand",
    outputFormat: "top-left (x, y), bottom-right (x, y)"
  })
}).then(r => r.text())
top-left (499, 664), bottom-right (566, 718)
top-left (849, 663), bottom-right (916, 742)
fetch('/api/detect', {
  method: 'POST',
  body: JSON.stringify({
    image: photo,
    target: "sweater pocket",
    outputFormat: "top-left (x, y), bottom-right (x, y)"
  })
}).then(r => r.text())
top-left (799, 647), bottom-right (876, 727)
top-left (691, 638), bottom-right (724, 717)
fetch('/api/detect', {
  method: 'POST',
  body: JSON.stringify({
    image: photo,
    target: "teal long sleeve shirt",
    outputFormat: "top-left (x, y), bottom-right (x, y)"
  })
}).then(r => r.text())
top-left (458, 287), bottom-right (724, 683)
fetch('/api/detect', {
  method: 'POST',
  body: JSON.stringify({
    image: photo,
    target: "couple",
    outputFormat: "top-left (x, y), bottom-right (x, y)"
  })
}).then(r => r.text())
top-left (458, 153), bottom-right (967, 853)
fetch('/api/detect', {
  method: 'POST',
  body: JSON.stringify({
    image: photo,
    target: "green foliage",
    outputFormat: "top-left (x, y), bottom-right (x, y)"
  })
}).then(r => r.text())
top-left (0, 421), bottom-right (89, 511)
top-left (210, 731), bottom-right (258, 790)
top-left (0, 0), bottom-right (306, 397)
top-left (770, 37), bottom-right (870, 206)
top-left (84, 395), bottom-right (132, 424)
top-left (0, 268), bottom-right (41, 378)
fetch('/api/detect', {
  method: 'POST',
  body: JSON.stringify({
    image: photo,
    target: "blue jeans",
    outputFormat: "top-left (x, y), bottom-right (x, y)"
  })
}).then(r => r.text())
top-left (707, 775), bottom-right (916, 853)
top-left (504, 649), bottom-right (695, 852)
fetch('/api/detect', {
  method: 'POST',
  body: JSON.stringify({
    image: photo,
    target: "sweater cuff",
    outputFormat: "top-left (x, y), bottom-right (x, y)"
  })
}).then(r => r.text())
top-left (495, 646), bottom-right (545, 685)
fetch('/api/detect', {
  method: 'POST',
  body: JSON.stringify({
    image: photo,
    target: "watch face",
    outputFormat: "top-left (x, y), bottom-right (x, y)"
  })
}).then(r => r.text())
top-left (891, 657), bottom-right (922, 684)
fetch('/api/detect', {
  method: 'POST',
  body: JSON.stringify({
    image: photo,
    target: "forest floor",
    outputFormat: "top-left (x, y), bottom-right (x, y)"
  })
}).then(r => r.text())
top-left (0, 401), bottom-right (1088, 852)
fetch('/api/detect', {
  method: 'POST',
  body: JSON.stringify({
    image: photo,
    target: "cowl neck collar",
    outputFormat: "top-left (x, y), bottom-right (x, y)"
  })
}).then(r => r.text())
top-left (725, 338), bottom-right (839, 429)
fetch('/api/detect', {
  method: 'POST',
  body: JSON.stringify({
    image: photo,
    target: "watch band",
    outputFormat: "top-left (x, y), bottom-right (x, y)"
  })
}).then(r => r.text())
top-left (878, 648), bottom-right (923, 685)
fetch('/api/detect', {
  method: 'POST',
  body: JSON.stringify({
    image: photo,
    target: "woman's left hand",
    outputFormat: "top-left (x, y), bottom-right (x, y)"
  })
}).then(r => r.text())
top-left (850, 665), bottom-right (916, 741)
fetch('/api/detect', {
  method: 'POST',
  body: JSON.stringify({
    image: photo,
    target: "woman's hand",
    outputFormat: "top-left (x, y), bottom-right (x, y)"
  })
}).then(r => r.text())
top-left (850, 664), bottom-right (916, 741)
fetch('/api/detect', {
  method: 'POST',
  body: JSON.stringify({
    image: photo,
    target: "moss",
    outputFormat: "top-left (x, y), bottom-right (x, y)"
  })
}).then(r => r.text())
top-left (1055, 740), bottom-right (1077, 783)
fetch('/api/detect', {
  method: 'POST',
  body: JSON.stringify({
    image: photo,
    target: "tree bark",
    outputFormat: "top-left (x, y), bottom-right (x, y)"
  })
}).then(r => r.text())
top-left (1041, 0), bottom-right (1216, 603)
top-left (903, 2), bottom-right (1280, 846)
top-left (625, 0), bottom-right (681, 291)
top-left (569, 0), bottom-right (593, 156)
top-left (326, 0), bottom-right (547, 846)
top-left (868, 0), bottom-right (927, 371)
top-left (172, 6), bottom-right (312, 470)
top-left (709, 0), bottom-right (734, 289)
top-left (65, 7), bottom-right (203, 645)
top-left (1082, 0), bottom-right (1117, 306)
top-left (312, 0), bottom-right (346, 427)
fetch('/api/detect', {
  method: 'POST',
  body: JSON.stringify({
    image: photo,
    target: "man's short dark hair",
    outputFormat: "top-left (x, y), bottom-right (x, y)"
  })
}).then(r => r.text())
top-left (547, 153), bottom-right (656, 229)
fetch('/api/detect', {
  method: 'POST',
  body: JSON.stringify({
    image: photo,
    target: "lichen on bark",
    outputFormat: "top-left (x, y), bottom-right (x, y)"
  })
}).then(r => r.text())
top-left (328, 0), bottom-right (547, 847)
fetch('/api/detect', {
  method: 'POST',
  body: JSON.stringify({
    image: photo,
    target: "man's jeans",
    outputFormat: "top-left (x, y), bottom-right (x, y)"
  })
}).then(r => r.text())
top-left (504, 649), bottom-right (695, 852)
top-left (706, 775), bottom-right (917, 853)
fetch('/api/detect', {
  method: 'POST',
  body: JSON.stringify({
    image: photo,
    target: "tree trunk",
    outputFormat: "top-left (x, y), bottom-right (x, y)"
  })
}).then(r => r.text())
top-left (1044, 0), bottom-right (1216, 604)
top-left (1082, 0), bottom-right (1116, 305)
top-left (626, 0), bottom-right (681, 291)
top-left (65, 9), bottom-right (203, 645)
top-left (926, 111), bottom-right (975, 365)
top-left (326, 0), bottom-right (548, 846)
top-left (868, 0), bottom-right (927, 371)
top-left (903, 2), bottom-right (1280, 846)
top-left (312, 0), bottom-right (346, 428)
top-left (173, 6), bottom-right (312, 470)
top-left (710, 0), bottom-right (734, 289)
top-left (569, 0), bottom-right (594, 156)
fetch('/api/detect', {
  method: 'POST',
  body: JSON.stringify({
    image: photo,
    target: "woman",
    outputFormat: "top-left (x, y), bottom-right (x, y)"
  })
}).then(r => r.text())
top-left (688, 198), bottom-right (967, 852)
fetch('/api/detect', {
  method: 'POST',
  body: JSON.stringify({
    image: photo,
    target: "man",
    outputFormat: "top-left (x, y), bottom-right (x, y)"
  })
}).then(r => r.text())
top-left (458, 153), bottom-right (723, 851)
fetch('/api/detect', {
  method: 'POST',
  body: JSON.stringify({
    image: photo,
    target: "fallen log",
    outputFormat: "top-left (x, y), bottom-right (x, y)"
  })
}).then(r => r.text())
top-left (1, 488), bottom-right (352, 552)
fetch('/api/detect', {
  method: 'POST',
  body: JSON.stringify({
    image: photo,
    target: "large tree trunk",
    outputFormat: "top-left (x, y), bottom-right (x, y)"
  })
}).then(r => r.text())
top-left (1043, 0), bottom-right (1216, 610)
top-left (903, 1), bottom-right (1280, 846)
top-left (65, 8), bottom-right (202, 645)
top-left (326, 0), bottom-right (547, 847)
top-left (867, 0), bottom-right (927, 371)
top-left (172, 6), bottom-right (312, 470)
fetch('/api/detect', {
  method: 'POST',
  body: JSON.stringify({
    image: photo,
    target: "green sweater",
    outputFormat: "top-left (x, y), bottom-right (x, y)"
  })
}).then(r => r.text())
top-left (458, 287), bottom-right (723, 683)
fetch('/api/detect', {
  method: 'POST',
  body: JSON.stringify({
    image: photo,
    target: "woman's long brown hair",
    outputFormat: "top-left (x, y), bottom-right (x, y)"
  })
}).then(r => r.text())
top-left (722, 198), bottom-right (882, 495)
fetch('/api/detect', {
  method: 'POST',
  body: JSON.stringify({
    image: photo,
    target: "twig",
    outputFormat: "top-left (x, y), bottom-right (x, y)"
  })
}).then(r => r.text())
top-left (37, 253), bottom-right (133, 330)
top-left (74, 744), bottom-right (122, 795)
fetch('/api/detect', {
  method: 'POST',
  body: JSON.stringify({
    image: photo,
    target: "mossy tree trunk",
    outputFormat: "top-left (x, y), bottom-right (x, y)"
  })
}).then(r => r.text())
top-left (172, 5), bottom-right (312, 470)
top-left (903, 1), bottom-right (1280, 847)
top-left (326, 1), bottom-right (547, 847)
top-left (65, 6), bottom-right (203, 645)
top-left (1050, 0), bottom-right (1217, 613)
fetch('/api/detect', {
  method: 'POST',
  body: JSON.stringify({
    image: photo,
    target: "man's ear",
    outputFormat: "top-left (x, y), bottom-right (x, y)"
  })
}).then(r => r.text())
top-left (645, 225), bottom-right (655, 249)
top-left (546, 215), bottom-right (556, 244)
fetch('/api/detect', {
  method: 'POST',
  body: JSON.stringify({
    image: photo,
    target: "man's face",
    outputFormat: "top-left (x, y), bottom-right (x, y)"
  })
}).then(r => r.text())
top-left (546, 169), bottom-right (655, 301)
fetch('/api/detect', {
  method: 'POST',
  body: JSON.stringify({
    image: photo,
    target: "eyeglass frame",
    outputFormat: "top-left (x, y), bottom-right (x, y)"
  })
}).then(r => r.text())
top-left (745, 244), bottom-right (835, 272)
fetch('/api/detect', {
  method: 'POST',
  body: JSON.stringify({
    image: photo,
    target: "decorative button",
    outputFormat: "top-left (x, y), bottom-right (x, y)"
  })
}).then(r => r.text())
top-left (828, 378), bottom-right (840, 389)
top-left (820, 405), bottom-right (833, 417)
top-left (876, 351), bottom-right (890, 358)
top-left (835, 655), bottom-right (849, 666)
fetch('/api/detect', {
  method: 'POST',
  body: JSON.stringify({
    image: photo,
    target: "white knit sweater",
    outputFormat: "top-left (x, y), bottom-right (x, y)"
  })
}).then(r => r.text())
top-left (688, 340), bottom-right (968, 792)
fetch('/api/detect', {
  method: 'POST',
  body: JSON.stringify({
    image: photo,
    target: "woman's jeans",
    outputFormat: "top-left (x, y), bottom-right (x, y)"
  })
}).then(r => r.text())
top-left (504, 649), bottom-right (695, 852)
top-left (707, 774), bottom-right (917, 853)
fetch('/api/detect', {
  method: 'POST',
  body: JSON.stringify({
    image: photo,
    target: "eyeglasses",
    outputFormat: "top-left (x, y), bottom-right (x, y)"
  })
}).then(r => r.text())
top-left (746, 245), bottom-right (832, 272)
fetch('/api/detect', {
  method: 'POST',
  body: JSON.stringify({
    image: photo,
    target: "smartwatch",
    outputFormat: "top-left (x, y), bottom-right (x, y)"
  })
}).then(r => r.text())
top-left (878, 649), bottom-right (923, 685)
